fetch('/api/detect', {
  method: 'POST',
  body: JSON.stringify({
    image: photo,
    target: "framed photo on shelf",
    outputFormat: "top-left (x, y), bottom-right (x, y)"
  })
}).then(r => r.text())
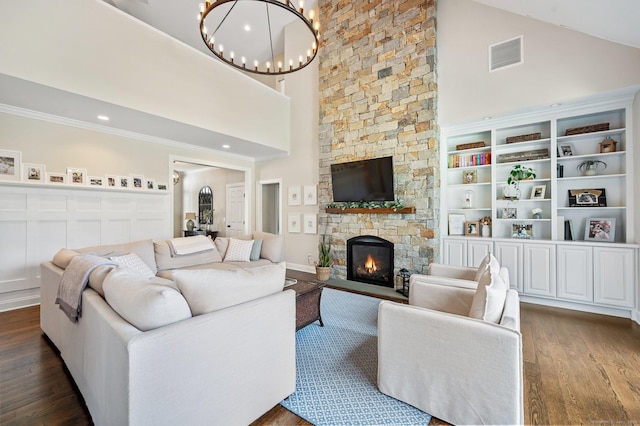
top-left (288, 213), bottom-right (301, 233)
top-left (46, 172), bottom-right (66, 184)
top-left (530, 185), bottom-right (546, 199)
top-left (464, 221), bottom-right (479, 237)
top-left (0, 150), bottom-right (22, 182)
top-left (512, 223), bottom-right (533, 239)
top-left (500, 207), bottom-right (517, 219)
top-left (448, 214), bottom-right (466, 235)
top-left (564, 219), bottom-right (575, 241)
top-left (23, 163), bottom-right (45, 183)
top-left (118, 176), bottom-right (130, 189)
top-left (568, 188), bottom-right (607, 207)
top-left (584, 218), bottom-right (616, 243)
top-left (106, 175), bottom-right (117, 188)
top-left (557, 142), bottom-right (575, 157)
top-left (145, 179), bottom-right (156, 190)
top-left (89, 176), bottom-right (104, 187)
top-left (67, 167), bottom-right (88, 185)
top-left (462, 169), bottom-right (477, 184)
top-left (157, 182), bottom-right (168, 191)
top-left (288, 186), bottom-right (301, 206)
top-left (131, 175), bottom-right (144, 189)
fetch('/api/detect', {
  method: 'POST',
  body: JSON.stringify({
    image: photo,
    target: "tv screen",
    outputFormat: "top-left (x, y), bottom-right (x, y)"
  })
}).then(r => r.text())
top-left (330, 156), bottom-right (394, 202)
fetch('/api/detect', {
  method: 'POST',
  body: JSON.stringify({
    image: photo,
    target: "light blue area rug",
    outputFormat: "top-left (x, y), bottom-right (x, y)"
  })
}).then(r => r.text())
top-left (281, 288), bottom-right (431, 426)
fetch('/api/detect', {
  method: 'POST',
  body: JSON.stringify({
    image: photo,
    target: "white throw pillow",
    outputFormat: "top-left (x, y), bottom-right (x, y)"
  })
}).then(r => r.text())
top-left (223, 238), bottom-right (254, 262)
top-left (110, 252), bottom-right (156, 279)
top-left (473, 253), bottom-right (496, 282)
top-left (469, 259), bottom-right (508, 323)
top-left (173, 262), bottom-right (286, 315)
top-left (214, 237), bottom-right (230, 258)
top-left (103, 267), bottom-right (192, 331)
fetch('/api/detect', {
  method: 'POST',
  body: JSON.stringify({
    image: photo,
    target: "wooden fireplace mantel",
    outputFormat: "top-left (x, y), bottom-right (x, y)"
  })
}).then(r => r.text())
top-left (325, 207), bottom-right (416, 214)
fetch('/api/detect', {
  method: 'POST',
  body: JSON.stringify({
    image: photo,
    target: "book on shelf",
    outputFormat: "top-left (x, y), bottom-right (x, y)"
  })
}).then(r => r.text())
top-left (448, 152), bottom-right (491, 168)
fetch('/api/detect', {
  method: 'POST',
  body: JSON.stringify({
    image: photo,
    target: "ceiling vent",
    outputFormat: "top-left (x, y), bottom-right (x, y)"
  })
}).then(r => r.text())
top-left (489, 36), bottom-right (523, 72)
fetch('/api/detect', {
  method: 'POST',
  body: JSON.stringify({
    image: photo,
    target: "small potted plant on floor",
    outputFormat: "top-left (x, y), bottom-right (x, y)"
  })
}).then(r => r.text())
top-left (576, 159), bottom-right (607, 176)
top-left (504, 164), bottom-right (536, 199)
top-left (315, 235), bottom-right (332, 281)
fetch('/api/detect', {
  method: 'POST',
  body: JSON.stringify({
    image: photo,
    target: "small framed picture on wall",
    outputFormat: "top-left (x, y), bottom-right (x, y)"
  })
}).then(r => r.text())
top-left (0, 150), bottom-right (22, 182)
top-left (288, 213), bottom-right (301, 233)
top-left (288, 186), bottom-right (301, 206)
top-left (67, 167), bottom-right (88, 185)
top-left (23, 163), bottom-right (46, 183)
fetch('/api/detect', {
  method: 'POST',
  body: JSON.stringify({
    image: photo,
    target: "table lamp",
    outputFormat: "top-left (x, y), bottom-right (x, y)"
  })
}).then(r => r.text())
top-left (185, 212), bottom-right (196, 231)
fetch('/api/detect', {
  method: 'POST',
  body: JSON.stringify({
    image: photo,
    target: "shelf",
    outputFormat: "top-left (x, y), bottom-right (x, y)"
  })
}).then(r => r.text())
top-left (556, 127), bottom-right (625, 142)
top-left (558, 173), bottom-right (625, 182)
top-left (326, 207), bottom-right (416, 214)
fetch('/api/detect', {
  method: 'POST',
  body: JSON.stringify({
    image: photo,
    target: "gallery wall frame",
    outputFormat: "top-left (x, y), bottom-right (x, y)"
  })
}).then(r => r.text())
top-left (0, 150), bottom-right (22, 182)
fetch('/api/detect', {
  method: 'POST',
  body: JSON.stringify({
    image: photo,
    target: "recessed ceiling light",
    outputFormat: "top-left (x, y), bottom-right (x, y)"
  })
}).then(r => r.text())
top-left (97, 115), bottom-right (110, 121)
top-left (550, 103), bottom-right (562, 108)
top-left (483, 116), bottom-right (492, 120)
top-left (244, 25), bottom-right (250, 32)
top-left (222, 144), bottom-right (230, 149)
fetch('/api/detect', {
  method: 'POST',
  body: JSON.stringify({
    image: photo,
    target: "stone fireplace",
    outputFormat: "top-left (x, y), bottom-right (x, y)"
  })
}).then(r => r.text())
top-left (347, 236), bottom-right (394, 287)
top-left (317, 0), bottom-right (439, 285)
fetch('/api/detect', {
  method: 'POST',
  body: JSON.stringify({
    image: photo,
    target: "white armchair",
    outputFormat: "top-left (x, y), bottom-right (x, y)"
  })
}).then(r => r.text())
top-left (377, 261), bottom-right (523, 425)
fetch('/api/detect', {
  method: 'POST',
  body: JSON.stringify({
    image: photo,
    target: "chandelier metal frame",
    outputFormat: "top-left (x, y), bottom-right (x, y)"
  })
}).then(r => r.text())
top-left (198, 0), bottom-right (319, 75)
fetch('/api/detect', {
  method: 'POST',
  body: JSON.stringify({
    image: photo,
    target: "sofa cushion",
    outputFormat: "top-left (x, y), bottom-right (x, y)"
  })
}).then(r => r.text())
top-left (52, 248), bottom-right (81, 269)
top-left (254, 231), bottom-right (285, 262)
top-left (173, 262), bottom-right (286, 315)
top-left (250, 239), bottom-right (263, 261)
top-left (469, 256), bottom-right (507, 323)
top-left (224, 238), bottom-right (254, 262)
top-left (77, 239), bottom-right (157, 275)
top-left (109, 252), bottom-right (155, 279)
top-left (214, 237), bottom-right (230, 258)
top-left (154, 239), bottom-right (222, 271)
top-left (103, 267), bottom-right (192, 331)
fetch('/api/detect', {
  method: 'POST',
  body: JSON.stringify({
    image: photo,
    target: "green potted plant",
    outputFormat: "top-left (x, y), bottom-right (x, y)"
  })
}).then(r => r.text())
top-left (315, 235), bottom-right (332, 281)
top-left (576, 159), bottom-right (607, 176)
top-left (504, 164), bottom-right (536, 199)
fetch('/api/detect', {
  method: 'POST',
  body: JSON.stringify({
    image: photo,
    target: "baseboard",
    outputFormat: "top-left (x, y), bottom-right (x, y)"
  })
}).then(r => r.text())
top-left (286, 263), bottom-right (316, 274)
top-left (632, 310), bottom-right (640, 325)
top-left (520, 295), bottom-right (633, 320)
top-left (0, 293), bottom-right (40, 312)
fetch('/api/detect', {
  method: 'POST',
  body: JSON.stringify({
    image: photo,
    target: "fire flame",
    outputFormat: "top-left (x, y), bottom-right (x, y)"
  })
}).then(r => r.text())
top-left (364, 254), bottom-right (378, 274)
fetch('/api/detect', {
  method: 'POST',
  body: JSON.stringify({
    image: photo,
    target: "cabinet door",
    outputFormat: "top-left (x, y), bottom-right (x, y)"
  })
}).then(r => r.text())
top-left (467, 240), bottom-right (492, 267)
top-left (494, 241), bottom-right (523, 291)
top-left (523, 243), bottom-right (556, 297)
top-left (593, 247), bottom-right (635, 308)
top-left (443, 239), bottom-right (466, 266)
top-left (557, 245), bottom-right (593, 302)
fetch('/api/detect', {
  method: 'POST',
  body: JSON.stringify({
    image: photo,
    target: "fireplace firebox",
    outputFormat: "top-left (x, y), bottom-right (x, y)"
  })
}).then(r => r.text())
top-left (347, 236), bottom-right (394, 287)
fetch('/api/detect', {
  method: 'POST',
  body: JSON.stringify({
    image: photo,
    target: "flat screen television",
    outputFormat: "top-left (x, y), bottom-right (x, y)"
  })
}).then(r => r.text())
top-left (330, 156), bottom-right (394, 202)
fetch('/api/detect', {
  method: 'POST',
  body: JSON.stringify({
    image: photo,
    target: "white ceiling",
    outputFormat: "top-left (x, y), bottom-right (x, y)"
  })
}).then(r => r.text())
top-left (472, 0), bottom-right (640, 49)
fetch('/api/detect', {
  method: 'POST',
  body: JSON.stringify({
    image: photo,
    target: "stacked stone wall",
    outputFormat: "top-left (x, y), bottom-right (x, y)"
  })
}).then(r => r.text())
top-left (318, 0), bottom-right (440, 282)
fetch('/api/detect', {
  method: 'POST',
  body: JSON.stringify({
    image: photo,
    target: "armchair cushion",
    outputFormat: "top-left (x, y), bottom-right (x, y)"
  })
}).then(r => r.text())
top-left (469, 255), bottom-right (507, 323)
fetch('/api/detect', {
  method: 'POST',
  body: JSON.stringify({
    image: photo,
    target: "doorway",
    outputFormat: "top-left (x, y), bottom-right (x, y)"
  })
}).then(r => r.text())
top-left (257, 179), bottom-right (282, 234)
top-left (226, 183), bottom-right (245, 237)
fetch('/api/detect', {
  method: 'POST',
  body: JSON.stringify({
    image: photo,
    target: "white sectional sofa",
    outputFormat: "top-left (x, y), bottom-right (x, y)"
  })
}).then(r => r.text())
top-left (40, 233), bottom-right (295, 426)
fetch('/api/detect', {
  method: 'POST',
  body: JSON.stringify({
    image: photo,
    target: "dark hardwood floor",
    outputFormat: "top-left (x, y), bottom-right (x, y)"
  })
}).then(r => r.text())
top-left (1, 273), bottom-right (639, 425)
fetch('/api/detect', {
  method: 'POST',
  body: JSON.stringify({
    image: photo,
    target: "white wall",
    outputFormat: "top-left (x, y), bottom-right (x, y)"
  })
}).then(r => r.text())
top-left (438, 0), bottom-right (640, 127)
top-left (0, 0), bottom-right (290, 153)
top-left (255, 18), bottom-right (320, 272)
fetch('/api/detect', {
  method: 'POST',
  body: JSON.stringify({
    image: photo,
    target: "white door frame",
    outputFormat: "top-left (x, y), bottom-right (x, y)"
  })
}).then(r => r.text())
top-left (169, 154), bottom-right (252, 235)
top-left (256, 178), bottom-right (283, 234)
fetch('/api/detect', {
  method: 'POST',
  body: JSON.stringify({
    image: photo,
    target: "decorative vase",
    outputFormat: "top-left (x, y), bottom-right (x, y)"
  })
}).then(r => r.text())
top-left (481, 225), bottom-right (491, 237)
top-left (502, 184), bottom-right (520, 200)
top-left (533, 212), bottom-right (542, 220)
top-left (316, 266), bottom-right (331, 281)
top-left (585, 165), bottom-right (598, 176)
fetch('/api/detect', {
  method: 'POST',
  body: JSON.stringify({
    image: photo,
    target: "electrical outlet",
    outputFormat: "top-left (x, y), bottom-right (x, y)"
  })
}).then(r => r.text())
top-left (307, 254), bottom-right (312, 264)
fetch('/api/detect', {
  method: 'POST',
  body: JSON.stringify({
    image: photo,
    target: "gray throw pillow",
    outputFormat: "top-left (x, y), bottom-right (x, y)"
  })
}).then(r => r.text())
top-left (250, 239), bottom-right (263, 261)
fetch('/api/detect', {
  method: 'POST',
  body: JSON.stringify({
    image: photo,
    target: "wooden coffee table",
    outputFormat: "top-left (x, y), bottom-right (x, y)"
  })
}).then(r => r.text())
top-left (286, 279), bottom-right (324, 331)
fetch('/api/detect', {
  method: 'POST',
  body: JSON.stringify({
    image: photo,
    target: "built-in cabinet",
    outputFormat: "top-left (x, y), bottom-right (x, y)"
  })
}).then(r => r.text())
top-left (440, 90), bottom-right (638, 318)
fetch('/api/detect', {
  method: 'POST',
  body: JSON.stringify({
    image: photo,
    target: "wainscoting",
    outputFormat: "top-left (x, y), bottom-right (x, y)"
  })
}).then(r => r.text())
top-left (0, 184), bottom-right (171, 311)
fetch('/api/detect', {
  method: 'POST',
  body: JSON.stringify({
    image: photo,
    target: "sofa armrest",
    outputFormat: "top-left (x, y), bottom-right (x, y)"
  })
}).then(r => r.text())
top-left (429, 263), bottom-right (477, 280)
top-left (409, 275), bottom-right (476, 316)
top-left (378, 301), bottom-right (523, 425)
top-left (127, 289), bottom-right (296, 426)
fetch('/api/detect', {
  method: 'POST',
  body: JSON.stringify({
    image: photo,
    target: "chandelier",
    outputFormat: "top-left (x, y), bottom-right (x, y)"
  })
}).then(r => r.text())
top-left (198, 0), bottom-right (319, 75)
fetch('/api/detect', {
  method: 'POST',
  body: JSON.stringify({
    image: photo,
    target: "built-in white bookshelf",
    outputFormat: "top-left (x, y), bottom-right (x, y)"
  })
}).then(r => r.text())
top-left (440, 89), bottom-right (638, 320)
